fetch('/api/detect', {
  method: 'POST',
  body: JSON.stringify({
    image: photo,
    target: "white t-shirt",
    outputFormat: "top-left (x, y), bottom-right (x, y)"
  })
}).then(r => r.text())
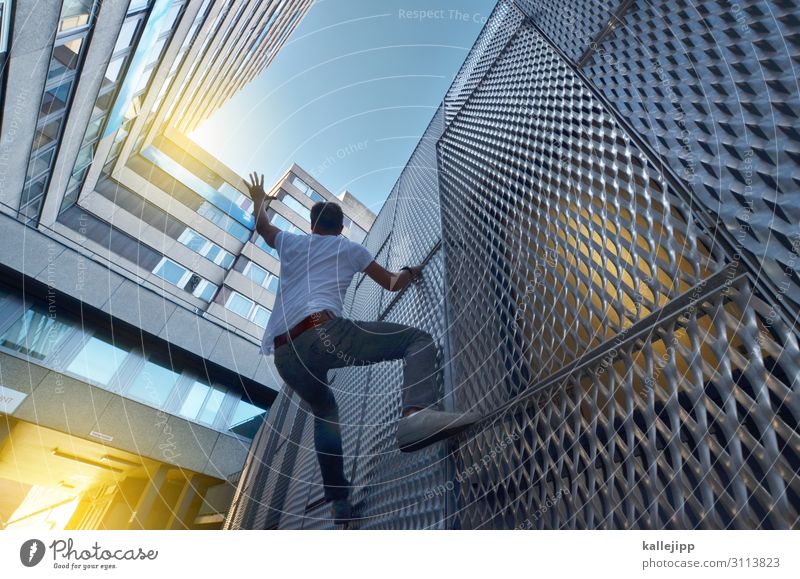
top-left (260, 230), bottom-right (375, 355)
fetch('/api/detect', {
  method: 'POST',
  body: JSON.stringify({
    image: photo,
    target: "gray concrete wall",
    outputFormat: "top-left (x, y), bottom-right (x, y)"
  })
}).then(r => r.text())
top-left (0, 351), bottom-right (248, 479)
top-left (0, 0), bottom-right (60, 212)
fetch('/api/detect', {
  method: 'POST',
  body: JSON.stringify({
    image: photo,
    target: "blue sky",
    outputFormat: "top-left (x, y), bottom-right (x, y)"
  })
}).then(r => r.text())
top-left (189, 0), bottom-right (498, 214)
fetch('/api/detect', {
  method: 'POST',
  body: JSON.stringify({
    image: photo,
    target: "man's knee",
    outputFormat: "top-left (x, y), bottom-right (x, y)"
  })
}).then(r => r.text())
top-left (409, 328), bottom-right (436, 353)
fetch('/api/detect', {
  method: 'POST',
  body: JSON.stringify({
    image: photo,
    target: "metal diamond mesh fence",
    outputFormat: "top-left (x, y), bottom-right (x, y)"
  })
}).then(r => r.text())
top-left (226, 0), bottom-right (799, 530)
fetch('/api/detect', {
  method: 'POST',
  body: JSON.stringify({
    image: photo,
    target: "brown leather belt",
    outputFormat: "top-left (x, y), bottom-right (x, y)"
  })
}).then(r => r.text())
top-left (273, 310), bottom-right (334, 350)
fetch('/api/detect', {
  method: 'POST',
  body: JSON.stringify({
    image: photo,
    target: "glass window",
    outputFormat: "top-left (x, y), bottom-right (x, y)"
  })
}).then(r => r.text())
top-left (18, 196), bottom-right (44, 222)
top-left (178, 380), bottom-right (210, 420)
top-left (58, 0), bottom-right (96, 33)
top-left (229, 399), bottom-right (266, 428)
top-left (104, 54), bottom-right (127, 85)
top-left (113, 18), bottom-right (139, 54)
top-left (244, 262), bottom-right (268, 286)
top-left (0, 306), bottom-right (73, 361)
top-left (31, 116), bottom-right (64, 150)
top-left (48, 38), bottom-right (84, 82)
top-left (147, 37), bottom-right (168, 65)
top-left (349, 224), bottom-right (367, 244)
top-left (66, 335), bottom-right (128, 385)
top-left (197, 387), bottom-right (225, 425)
top-left (83, 115), bottom-right (104, 143)
top-left (309, 190), bottom-right (325, 203)
top-left (251, 306), bottom-right (270, 329)
top-left (132, 66), bottom-right (154, 94)
top-left (291, 175), bottom-right (309, 194)
top-left (127, 0), bottom-right (150, 12)
top-left (73, 143), bottom-right (94, 172)
top-left (178, 228), bottom-right (208, 253)
top-left (197, 202), bottom-right (250, 243)
top-left (26, 148), bottom-right (56, 180)
top-left (266, 275), bottom-right (279, 293)
top-left (19, 175), bottom-right (47, 207)
top-left (219, 251), bottom-right (234, 269)
top-left (160, 3), bottom-right (183, 31)
top-left (279, 193), bottom-right (311, 222)
top-left (271, 214), bottom-right (295, 232)
top-left (40, 79), bottom-right (73, 118)
top-left (127, 357), bottom-right (181, 407)
top-left (225, 292), bottom-right (253, 319)
top-left (193, 280), bottom-right (217, 302)
top-left (153, 257), bottom-right (188, 286)
top-left (205, 245), bottom-right (220, 263)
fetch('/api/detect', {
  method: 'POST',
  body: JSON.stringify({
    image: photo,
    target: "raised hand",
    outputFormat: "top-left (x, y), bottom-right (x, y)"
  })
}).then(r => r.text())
top-left (245, 172), bottom-right (265, 200)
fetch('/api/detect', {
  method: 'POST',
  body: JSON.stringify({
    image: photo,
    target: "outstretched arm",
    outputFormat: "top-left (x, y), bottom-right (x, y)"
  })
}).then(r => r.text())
top-left (364, 261), bottom-right (424, 292)
top-left (246, 172), bottom-right (280, 248)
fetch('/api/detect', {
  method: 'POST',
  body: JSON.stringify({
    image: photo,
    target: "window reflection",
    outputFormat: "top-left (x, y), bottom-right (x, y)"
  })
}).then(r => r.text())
top-left (0, 306), bottom-right (73, 361)
top-left (48, 38), bottom-right (84, 82)
top-left (178, 380), bottom-right (210, 420)
top-left (31, 116), bottom-right (64, 150)
top-left (113, 19), bottom-right (140, 55)
top-left (127, 357), bottom-right (181, 407)
top-left (58, 0), bottom-right (96, 33)
top-left (226, 293), bottom-right (253, 319)
top-left (230, 399), bottom-right (266, 429)
top-left (66, 335), bottom-right (128, 385)
top-left (198, 387), bottom-right (225, 425)
top-left (40, 80), bottom-right (73, 117)
top-left (278, 193), bottom-right (311, 222)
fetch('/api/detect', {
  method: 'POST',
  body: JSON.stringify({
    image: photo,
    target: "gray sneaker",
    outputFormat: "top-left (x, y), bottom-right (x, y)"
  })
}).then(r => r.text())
top-left (396, 408), bottom-right (482, 452)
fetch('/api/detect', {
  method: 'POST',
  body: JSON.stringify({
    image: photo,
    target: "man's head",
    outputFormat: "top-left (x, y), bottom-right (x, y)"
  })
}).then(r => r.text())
top-left (310, 201), bottom-right (344, 235)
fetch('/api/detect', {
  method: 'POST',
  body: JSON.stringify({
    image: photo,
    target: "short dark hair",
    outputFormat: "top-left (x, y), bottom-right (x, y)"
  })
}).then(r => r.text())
top-left (310, 201), bottom-right (344, 231)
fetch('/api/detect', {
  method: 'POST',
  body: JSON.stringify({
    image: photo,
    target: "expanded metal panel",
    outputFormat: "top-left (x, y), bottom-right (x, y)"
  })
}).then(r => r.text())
top-left (439, 23), bottom-right (728, 414)
top-left (386, 106), bottom-right (445, 268)
top-left (276, 419), bottom-right (316, 529)
top-left (224, 391), bottom-right (302, 529)
top-left (513, 0), bottom-right (623, 62)
top-left (223, 396), bottom-right (279, 530)
top-left (437, 12), bottom-right (799, 529)
top-left (444, 1), bottom-right (524, 124)
top-left (353, 249), bottom-right (451, 529)
top-left (582, 0), bottom-right (800, 311)
top-left (451, 273), bottom-right (799, 529)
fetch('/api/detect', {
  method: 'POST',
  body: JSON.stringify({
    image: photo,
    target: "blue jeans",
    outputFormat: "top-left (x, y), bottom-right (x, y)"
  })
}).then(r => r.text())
top-left (272, 313), bottom-right (440, 501)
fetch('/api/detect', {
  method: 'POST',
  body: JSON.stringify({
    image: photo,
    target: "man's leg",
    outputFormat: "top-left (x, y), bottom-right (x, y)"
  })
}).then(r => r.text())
top-left (316, 317), bottom-right (440, 414)
top-left (273, 342), bottom-right (350, 501)
top-left (315, 317), bottom-right (482, 452)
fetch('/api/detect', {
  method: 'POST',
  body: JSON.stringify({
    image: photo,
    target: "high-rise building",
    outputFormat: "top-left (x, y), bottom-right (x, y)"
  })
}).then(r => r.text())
top-left (0, 0), bottom-right (376, 530)
top-left (228, 0), bottom-right (800, 529)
